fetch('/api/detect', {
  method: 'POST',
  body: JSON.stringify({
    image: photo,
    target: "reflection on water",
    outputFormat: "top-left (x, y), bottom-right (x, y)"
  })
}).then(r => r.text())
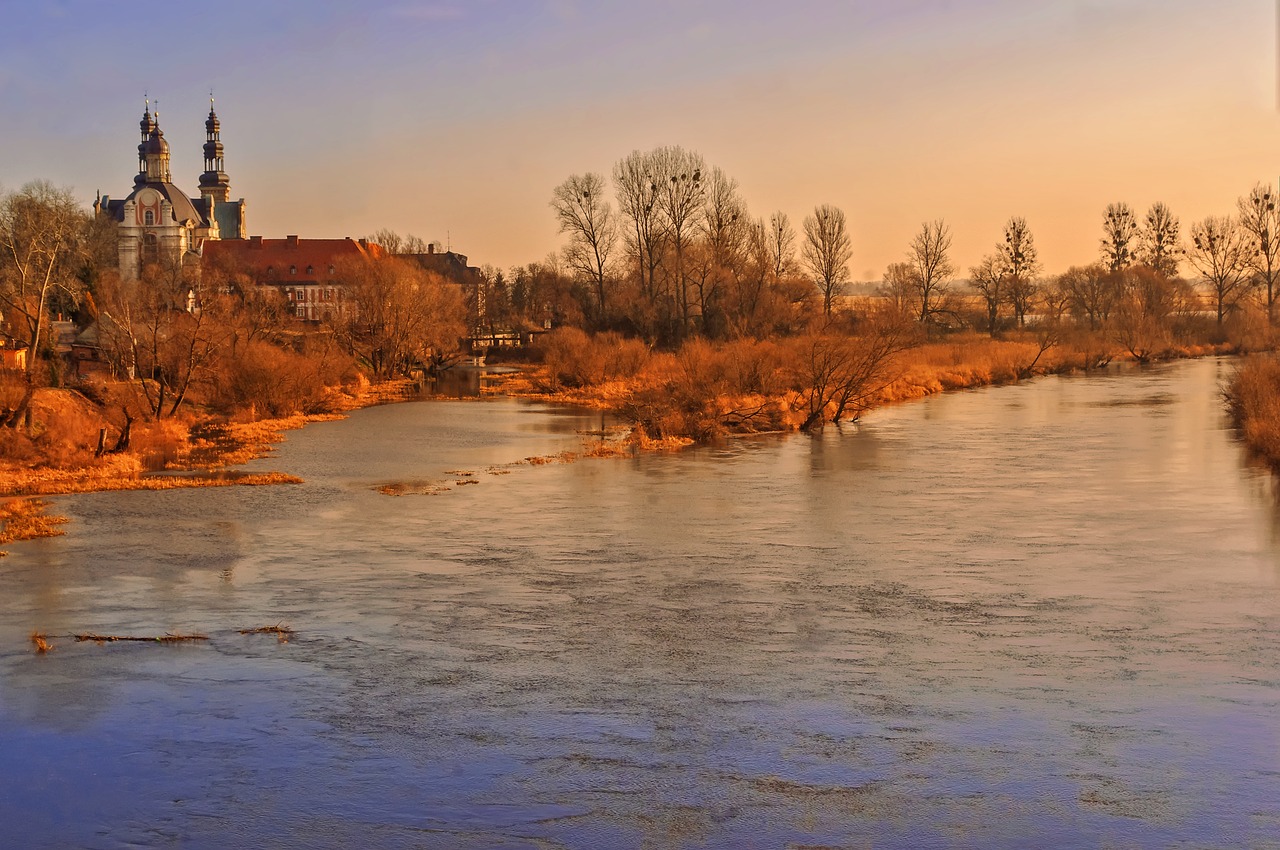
top-left (2, 358), bottom-right (1279, 849)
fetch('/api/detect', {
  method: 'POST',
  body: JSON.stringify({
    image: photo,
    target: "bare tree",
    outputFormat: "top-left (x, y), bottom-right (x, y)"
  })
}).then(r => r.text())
top-left (551, 172), bottom-right (617, 323)
top-left (767, 211), bottom-right (796, 281)
top-left (879, 261), bottom-right (917, 319)
top-left (906, 219), bottom-right (956, 330)
top-left (0, 181), bottom-right (86, 379)
top-left (999, 217), bottom-right (1040, 327)
top-left (1109, 266), bottom-right (1188, 362)
top-left (1187, 216), bottom-right (1252, 327)
top-left (969, 253), bottom-right (1005, 337)
top-left (613, 150), bottom-right (668, 322)
top-left (330, 256), bottom-right (466, 378)
top-left (365, 229), bottom-right (428, 255)
top-left (654, 146), bottom-right (706, 334)
top-left (1237, 182), bottom-right (1280, 324)
top-left (693, 167), bottom-right (749, 337)
top-left (96, 256), bottom-right (228, 421)
top-left (802, 204), bottom-right (853, 318)
top-left (1138, 202), bottom-right (1181, 278)
top-left (791, 313), bottom-right (911, 431)
top-left (1056, 264), bottom-right (1117, 330)
top-left (1100, 202), bottom-right (1139, 272)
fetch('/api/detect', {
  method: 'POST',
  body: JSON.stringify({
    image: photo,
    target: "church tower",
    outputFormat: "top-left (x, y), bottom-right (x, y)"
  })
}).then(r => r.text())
top-left (134, 102), bottom-right (155, 188)
top-left (198, 97), bottom-right (231, 204)
top-left (139, 109), bottom-right (173, 184)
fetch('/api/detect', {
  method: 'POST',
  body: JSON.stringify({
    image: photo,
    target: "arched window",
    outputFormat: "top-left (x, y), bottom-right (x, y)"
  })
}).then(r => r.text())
top-left (290, 265), bottom-right (297, 275)
top-left (328, 265), bottom-right (335, 275)
top-left (143, 210), bottom-right (154, 226)
top-left (306, 265), bottom-right (314, 275)
top-left (142, 233), bottom-right (159, 265)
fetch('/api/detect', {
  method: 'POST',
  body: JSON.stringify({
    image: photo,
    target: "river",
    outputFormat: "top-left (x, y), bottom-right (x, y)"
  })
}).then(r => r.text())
top-left (1, 356), bottom-right (1277, 849)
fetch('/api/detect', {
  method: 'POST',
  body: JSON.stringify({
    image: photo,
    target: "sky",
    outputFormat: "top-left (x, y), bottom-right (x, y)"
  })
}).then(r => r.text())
top-left (2, 0), bottom-right (1278, 280)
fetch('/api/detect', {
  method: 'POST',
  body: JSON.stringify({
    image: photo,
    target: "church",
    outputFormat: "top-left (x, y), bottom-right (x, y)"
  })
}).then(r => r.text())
top-left (95, 100), bottom-right (247, 278)
top-left (92, 99), bottom-right (485, 330)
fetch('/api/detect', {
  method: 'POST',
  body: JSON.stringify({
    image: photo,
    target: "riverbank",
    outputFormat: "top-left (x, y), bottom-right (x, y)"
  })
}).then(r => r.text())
top-left (0, 335), bottom-right (1248, 546)
top-left (0, 379), bottom-right (427, 544)
top-left (1225, 355), bottom-right (1280, 468)
top-left (495, 332), bottom-right (1237, 440)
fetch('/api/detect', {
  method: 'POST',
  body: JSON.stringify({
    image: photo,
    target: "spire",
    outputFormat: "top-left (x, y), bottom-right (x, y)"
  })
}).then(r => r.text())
top-left (139, 106), bottom-right (172, 184)
top-left (199, 93), bottom-right (231, 203)
top-left (135, 97), bottom-right (156, 187)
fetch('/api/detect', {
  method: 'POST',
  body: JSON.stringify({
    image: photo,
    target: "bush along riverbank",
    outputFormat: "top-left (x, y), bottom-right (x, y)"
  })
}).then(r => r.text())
top-left (1225, 355), bottom-right (1280, 468)
top-left (504, 324), bottom-right (1246, 444)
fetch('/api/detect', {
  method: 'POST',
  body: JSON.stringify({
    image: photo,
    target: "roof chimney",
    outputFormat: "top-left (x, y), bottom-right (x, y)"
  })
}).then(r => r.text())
top-left (286, 234), bottom-right (299, 248)
top-left (250, 235), bottom-right (263, 248)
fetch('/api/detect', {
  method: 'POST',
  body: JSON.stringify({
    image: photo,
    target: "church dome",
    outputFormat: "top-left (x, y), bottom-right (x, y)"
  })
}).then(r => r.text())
top-left (144, 129), bottom-right (169, 155)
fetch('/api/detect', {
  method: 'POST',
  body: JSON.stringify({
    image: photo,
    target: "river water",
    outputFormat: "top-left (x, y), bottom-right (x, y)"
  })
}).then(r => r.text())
top-left (1, 357), bottom-right (1278, 849)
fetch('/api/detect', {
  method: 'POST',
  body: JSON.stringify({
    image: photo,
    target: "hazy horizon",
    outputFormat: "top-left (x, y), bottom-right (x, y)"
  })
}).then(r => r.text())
top-left (3, 0), bottom-right (1278, 278)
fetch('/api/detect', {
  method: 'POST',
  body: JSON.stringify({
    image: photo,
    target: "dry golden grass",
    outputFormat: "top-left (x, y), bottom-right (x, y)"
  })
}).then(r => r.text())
top-left (0, 457), bottom-right (302, 499)
top-left (1226, 356), bottom-right (1280, 468)
top-left (524, 451), bottom-right (581, 465)
top-left (187, 412), bottom-right (344, 469)
top-left (582, 439), bottom-right (631, 458)
top-left (628, 432), bottom-right (695, 451)
top-left (873, 336), bottom-right (1042, 405)
top-left (0, 498), bottom-right (69, 544)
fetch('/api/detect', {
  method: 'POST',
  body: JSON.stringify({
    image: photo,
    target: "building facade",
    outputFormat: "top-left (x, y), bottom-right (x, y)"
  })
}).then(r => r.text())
top-left (202, 235), bottom-right (385, 322)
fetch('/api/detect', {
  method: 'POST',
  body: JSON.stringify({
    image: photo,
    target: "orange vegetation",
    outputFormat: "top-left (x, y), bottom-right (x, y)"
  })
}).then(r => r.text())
top-left (1225, 356), bottom-right (1280, 468)
top-left (509, 327), bottom-right (1246, 444)
top-left (1, 498), bottom-right (69, 545)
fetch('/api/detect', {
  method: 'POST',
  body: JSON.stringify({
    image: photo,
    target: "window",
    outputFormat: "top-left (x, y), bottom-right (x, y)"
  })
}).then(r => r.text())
top-left (290, 265), bottom-right (297, 275)
top-left (306, 265), bottom-right (314, 275)
top-left (143, 210), bottom-right (154, 226)
top-left (142, 232), bottom-right (159, 264)
top-left (296, 305), bottom-right (306, 317)
top-left (328, 265), bottom-right (335, 275)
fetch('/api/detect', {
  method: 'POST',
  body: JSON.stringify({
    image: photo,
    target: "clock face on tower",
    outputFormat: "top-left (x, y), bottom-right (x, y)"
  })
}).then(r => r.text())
top-left (138, 189), bottom-right (158, 206)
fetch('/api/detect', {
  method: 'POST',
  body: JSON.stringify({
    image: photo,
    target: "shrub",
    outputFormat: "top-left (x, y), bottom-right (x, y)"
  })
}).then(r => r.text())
top-left (1225, 356), bottom-right (1280, 466)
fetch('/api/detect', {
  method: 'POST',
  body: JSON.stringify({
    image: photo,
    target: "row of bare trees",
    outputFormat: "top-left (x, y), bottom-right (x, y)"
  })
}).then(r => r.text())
top-left (552, 147), bottom-right (860, 344)
top-left (870, 188), bottom-right (1280, 344)
top-left (550, 146), bottom-right (1280, 348)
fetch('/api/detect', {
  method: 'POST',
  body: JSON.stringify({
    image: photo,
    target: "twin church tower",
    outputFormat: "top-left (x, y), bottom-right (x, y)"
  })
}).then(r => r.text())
top-left (95, 99), bottom-right (248, 279)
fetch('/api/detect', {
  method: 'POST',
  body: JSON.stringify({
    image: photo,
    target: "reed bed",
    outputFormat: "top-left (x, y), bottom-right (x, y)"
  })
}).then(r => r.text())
top-left (1225, 356), bottom-right (1280, 468)
top-left (0, 498), bottom-right (69, 545)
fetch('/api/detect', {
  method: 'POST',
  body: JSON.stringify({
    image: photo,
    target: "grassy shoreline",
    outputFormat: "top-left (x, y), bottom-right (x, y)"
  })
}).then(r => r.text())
top-left (0, 340), bottom-right (1252, 547)
top-left (1225, 355), bottom-right (1280, 469)
top-left (0, 382), bottom-right (423, 546)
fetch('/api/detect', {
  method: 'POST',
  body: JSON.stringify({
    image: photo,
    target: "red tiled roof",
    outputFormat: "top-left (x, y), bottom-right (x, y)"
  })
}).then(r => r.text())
top-left (203, 236), bottom-right (386, 283)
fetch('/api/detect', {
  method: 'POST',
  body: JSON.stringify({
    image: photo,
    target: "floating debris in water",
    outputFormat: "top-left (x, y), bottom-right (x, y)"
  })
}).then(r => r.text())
top-left (73, 633), bottom-right (209, 644)
top-left (29, 631), bottom-right (52, 653)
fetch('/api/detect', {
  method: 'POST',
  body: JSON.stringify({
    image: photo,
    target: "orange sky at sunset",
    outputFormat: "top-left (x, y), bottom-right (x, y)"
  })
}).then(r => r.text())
top-left (2, 1), bottom-right (1278, 279)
